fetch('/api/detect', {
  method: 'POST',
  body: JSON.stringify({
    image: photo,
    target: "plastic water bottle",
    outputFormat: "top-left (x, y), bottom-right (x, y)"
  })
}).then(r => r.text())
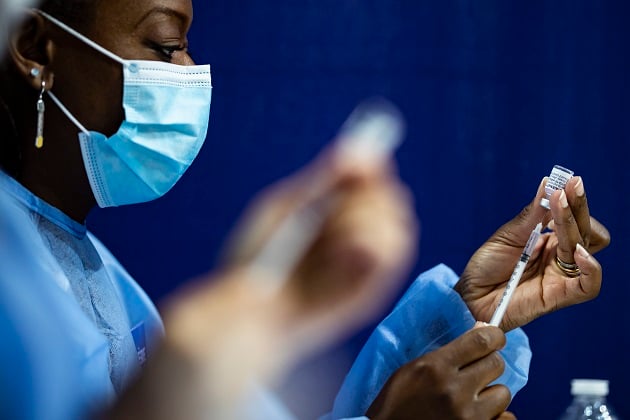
top-left (558, 379), bottom-right (620, 420)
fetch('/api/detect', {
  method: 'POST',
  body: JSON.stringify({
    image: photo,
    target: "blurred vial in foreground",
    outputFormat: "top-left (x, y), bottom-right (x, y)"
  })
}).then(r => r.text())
top-left (558, 379), bottom-right (620, 420)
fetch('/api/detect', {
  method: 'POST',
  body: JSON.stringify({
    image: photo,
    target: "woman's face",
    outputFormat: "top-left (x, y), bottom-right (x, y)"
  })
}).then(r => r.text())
top-left (46, 0), bottom-right (195, 136)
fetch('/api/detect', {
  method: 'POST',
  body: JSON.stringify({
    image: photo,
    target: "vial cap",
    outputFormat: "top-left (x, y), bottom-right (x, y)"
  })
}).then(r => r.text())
top-left (540, 198), bottom-right (551, 209)
top-left (571, 379), bottom-right (609, 396)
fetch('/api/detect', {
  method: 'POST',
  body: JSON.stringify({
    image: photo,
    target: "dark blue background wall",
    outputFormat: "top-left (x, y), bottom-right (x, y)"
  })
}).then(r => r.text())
top-left (89, 1), bottom-right (630, 418)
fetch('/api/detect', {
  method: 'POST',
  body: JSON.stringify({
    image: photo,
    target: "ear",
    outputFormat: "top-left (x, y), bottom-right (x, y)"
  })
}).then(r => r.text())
top-left (7, 11), bottom-right (55, 92)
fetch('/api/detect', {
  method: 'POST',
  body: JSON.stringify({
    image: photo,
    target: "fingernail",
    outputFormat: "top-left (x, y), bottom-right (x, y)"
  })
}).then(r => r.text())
top-left (538, 177), bottom-right (547, 194)
top-left (560, 190), bottom-right (569, 208)
top-left (574, 177), bottom-right (585, 197)
top-left (576, 243), bottom-right (590, 259)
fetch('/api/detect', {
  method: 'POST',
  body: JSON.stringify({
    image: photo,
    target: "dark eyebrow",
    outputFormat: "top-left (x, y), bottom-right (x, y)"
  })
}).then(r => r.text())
top-left (135, 7), bottom-right (190, 28)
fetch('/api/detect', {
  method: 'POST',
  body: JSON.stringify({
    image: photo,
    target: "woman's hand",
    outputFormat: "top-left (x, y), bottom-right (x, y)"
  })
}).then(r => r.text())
top-left (455, 176), bottom-right (610, 331)
top-left (222, 144), bottom-right (418, 356)
top-left (136, 144), bottom-right (417, 420)
top-left (367, 325), bottom-right (512, 420)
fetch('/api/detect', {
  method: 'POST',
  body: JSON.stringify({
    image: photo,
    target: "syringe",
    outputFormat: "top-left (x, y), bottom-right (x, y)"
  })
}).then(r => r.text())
top-left (489, 222), bottom-right (543, 327)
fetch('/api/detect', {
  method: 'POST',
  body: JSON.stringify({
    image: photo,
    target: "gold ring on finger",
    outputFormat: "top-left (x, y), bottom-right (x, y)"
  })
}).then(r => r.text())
top-left (555, 255), bottom-right (581, 278)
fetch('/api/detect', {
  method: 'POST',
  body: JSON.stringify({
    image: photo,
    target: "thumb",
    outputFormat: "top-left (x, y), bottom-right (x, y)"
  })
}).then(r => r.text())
top-left (572, 243), bottom-right (602, 301)
top-left (519, 177), bottom-right (551, 229)
top-left (494, 177), bottom-right (548, 244)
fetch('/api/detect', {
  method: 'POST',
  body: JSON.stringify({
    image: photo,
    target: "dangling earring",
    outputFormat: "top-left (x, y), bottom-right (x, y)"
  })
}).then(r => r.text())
top-left (35, 79), bottom-right (46, 149)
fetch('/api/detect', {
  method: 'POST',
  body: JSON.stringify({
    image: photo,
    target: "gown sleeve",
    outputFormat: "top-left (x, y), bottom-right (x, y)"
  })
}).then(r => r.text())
top-left (328, 264), bottom-right (531, 419)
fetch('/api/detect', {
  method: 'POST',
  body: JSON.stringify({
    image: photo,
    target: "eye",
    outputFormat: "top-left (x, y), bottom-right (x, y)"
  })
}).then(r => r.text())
top-left (151, 42), bottom-right (185, 61)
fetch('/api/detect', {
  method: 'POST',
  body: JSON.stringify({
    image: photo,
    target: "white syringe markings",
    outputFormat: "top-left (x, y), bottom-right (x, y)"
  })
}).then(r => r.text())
top-left (489, 222), bottom-right (543, 327)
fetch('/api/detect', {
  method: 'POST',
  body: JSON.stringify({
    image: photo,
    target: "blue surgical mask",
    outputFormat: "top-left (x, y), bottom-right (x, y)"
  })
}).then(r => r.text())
top-left (39, 11), bottom-right (212, 208)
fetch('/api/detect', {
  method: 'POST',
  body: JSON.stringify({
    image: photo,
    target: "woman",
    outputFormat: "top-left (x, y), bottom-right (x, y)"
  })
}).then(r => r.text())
top-left (0, 0), bottom-right (431, 417)
top-left (0, 0), bottom-right (610, 419)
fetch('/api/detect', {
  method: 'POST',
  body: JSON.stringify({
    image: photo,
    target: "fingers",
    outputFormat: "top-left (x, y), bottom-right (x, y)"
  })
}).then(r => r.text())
top-left (222, 141), bottom-right (399, 266)
top-left (550, 189), bottom-right (583, 265)
top-left (437, 336), bottom-right (510, 419)
top-left (496, 412), bottom-right (517, 420)
top-left (552, 243), bottom-right (602, 308)
top-left (477, 385), bottom-right (512, 419)
top-left (277, 163), bottom-right (418, 351)
top-left (278, 144), bottom-right (392, 206)
top-left (535, 177), bottom-right (554, 228)
top-left (518, 177), bottom-right (550, 232)
top-left (564, 176), bottom-right (591, 248)
top-left (328, 176), bottom-right (417, 271)
top-left (368, 327), bottom-right (509, 420)
top-left (549, 174), bottom-right (611, 267)
top-left (442, 326), bottom-right (506, 367)
top-left (460, 351), bottom-right (506, 390)
top-left (490, 178), bottom-right (548, 247)
top-left (294, 174), bottom-right (417, 311)
top-left (548, 177), bottom-right (610, 259)
top-left (571, 243), bottom-right (602, 302)
top-left (501, 175), bottom-right (608, 263)
top-left (588, 216), bottom-right (611, 254)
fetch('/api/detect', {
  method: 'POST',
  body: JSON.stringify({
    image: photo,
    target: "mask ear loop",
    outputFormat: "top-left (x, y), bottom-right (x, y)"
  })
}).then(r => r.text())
top-left (36, 10), bottom-right (127, 68)
top-left (36, 10), bottom-right (124, 137)
top-left (47, 91), bottom-right (89, 136)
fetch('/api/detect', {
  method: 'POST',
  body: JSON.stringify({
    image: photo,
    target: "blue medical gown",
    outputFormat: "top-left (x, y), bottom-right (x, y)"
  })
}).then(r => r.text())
top-left (328, 264), bottom-right (531, 418)
top-left (0, 172), bottom-right (163, 419)
top-left (0, 172), bottom-right (531, 419)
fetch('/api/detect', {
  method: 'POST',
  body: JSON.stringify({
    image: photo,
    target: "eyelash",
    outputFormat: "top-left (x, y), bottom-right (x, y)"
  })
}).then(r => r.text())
top-left (152, 43), bottom-right (186, 61)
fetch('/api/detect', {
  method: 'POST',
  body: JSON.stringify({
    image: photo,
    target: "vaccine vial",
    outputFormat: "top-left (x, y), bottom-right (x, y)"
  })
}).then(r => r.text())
top-left (541, 165), bottom-right (574, 209)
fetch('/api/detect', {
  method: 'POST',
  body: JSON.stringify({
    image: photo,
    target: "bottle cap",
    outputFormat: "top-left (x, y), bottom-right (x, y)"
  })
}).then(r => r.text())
top-left (571, 379), bottom-right (609, 396)
top-left (540, 197), bottom-right (551, 209)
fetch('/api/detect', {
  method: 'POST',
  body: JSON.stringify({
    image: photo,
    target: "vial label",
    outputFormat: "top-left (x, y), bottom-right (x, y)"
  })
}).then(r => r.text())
top-left (541, 165), bottom-right (574, 209)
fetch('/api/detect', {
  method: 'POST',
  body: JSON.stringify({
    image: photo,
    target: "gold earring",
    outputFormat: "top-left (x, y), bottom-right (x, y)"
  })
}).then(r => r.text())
top-left (35, 80), bottom-right (46, 149)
